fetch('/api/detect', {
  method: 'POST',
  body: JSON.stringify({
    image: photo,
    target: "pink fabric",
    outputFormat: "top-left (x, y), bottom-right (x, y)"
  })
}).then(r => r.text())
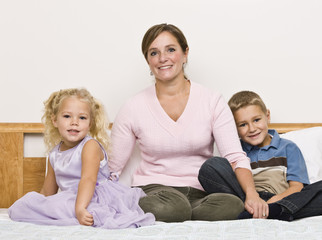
top-left (110, 81), bottom-right (251, 190)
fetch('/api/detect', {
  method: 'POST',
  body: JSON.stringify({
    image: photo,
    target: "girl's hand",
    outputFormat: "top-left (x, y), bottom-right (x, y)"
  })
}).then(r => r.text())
top-left (75, 140), bottom-right (103, 226)
top-left (76, 208), bottom-right (94, 226)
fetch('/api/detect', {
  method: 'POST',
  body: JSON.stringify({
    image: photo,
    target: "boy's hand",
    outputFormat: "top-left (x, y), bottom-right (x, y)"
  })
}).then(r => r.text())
top-left (267, 181), bottom-right (303, 204)
top-left (245, 191), bottom-right (269, 219)
top-left (267, 195), bottom-right (280, 204)
top-left (76, 208), bottom-right (94, 226)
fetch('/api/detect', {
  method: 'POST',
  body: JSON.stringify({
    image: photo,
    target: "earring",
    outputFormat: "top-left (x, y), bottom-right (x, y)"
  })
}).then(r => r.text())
top-left (150, 71), bottom-right (153, 76)
top-left (183, 63), bottom-right (187, 68)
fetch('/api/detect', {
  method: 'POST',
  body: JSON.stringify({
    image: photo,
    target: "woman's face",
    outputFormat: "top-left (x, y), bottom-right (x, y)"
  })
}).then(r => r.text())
top-left (147, 31), bottom-right (188, 83)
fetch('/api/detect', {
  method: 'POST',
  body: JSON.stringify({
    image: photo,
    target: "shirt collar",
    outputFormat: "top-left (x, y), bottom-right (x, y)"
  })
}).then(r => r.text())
top-left (241, 129), bottom-right (280, 151)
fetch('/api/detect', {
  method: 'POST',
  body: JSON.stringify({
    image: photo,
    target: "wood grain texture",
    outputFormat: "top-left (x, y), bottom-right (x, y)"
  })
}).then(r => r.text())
top-left (0, 132), bottom-right (24, 208)
top-left (269, 123), bottom-right (322, 134)
top-left (0, 123), bottom-right (44, 133)
top-left (0, 122), bottom-right (112, 132)
top-left (23, 157), bottom-right (46, 194)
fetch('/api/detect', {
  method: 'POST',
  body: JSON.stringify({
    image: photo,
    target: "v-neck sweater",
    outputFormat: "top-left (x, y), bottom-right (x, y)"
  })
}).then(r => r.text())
top-left (110, 81), bottom-right (251, 190)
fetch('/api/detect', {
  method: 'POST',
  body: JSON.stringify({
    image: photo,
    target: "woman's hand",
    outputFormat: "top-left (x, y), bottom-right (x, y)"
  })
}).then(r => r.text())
top-left (235, 168), bottom-right (268, 218)
top-left (76, 208), bottom-right (94, 226)
top-left (244, 191), bottom-right (268, 219)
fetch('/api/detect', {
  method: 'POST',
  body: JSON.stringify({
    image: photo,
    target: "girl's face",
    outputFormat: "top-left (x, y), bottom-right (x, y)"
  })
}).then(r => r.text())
top-left (147, 31), bottom-right (188, 83)
top-left (52, 96), bottom-right (91, 150)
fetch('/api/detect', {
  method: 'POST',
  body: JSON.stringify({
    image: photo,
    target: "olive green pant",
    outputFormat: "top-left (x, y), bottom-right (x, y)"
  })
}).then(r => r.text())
top-left (139, 184), bottom-right (244, 222)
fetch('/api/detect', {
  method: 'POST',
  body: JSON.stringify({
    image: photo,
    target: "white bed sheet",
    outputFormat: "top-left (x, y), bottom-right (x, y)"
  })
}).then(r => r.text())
top-left (1, 209), bottom-right (322, 240)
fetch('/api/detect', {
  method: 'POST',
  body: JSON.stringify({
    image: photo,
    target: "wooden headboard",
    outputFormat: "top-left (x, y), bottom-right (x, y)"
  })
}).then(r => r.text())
top-left (0, 123), bottom-right (45, 208)
top-left (268, 123), bottom-right (322, 134)
top-left (1, 122), bottom-right (322, 208)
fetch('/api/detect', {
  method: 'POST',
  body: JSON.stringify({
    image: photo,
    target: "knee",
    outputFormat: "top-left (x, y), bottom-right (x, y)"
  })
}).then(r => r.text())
top-left (199, 157), bottom-right (229, 181)
top-left (139, 190), bottom-right (191, 222)
top-left (192, 193), bottom-right (244, 221)
top-left (200, 157), bottom-right (228, 174)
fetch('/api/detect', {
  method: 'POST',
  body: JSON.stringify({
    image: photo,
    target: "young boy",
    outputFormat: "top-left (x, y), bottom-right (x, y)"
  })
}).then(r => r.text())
top-left (198, 90), bottom-right (322, 221)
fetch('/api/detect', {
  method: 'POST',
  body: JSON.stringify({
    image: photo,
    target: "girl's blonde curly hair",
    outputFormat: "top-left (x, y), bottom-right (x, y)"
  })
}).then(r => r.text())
top-left (42, 88), bottom-right (110, 153)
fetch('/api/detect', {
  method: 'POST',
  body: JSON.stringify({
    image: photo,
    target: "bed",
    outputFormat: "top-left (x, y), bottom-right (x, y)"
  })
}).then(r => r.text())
top-left (1, 122), bottom-right (322, 240)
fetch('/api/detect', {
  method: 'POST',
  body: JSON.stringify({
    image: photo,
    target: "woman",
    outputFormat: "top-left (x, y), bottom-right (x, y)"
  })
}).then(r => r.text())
top-left (109, 23), bottom-right (267, 222)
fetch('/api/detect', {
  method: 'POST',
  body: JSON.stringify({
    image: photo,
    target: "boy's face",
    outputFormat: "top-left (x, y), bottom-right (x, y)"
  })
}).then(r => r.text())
top-left (233, 105), bottom-right (271, 147)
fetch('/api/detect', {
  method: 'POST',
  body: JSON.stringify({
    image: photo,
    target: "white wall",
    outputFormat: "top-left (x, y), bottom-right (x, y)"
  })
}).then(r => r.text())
top-left (1, 0), bottom-right (322, 124)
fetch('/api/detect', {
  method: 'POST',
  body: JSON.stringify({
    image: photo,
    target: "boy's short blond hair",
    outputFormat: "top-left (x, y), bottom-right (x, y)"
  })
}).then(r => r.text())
top-left (228, 90), bottom-right (267, 114)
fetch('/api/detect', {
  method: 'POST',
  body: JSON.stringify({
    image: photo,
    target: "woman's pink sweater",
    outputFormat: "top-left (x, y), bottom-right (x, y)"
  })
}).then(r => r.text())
top-left (110, 81), bottom-right (251, 190)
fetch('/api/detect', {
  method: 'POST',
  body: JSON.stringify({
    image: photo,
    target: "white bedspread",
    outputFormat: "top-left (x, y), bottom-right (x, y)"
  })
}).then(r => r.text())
top-left (1, 209), bottom-right (322, 240)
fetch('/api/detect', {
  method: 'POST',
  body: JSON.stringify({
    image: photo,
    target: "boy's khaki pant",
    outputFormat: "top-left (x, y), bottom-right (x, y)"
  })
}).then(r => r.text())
top-left (139, 184), bottom-right (244, 222)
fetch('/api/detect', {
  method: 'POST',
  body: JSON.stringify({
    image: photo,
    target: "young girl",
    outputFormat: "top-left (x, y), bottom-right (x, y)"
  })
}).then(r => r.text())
top-left (8, 88), bottom-right (155, 228)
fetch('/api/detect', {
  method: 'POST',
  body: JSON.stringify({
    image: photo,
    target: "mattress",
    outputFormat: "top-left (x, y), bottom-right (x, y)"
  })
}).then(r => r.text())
top-left (1, 208), bottom-right (322, 240)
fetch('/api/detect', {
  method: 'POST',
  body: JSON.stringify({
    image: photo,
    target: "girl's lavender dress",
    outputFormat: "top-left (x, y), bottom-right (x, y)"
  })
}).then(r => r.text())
top-left (8, 136), bottom-right (155, 229)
